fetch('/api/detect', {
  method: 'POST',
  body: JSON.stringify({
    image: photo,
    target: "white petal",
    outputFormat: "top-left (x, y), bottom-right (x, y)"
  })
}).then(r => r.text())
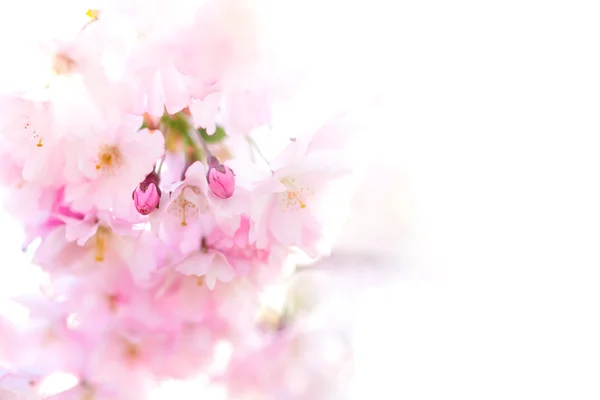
top-left (175, 252), bottom-right (214, 276)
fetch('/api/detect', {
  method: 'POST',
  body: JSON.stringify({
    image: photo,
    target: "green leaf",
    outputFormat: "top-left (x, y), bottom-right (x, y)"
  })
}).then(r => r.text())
top-left (198, 125), bottom-right (227, 143)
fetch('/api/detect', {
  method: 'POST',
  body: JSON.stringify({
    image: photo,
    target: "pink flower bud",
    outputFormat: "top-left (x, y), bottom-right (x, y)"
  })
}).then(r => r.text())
top-left (206, 156), bottom-right (235, 199)
top-left (132, 173), bottom-right (161, 215)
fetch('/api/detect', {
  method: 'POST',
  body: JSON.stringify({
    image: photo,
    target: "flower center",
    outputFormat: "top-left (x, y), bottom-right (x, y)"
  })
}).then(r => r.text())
top-left (168, 186), bottom-right (206, 226)
top-left (43, 327), bottom-right (58, 344)
top-left (121, 338), bottom-right (142, 366)
top-left (278, 177), bottom-right (312, 211)
top-left (52, 53), bottom-right (76, 77)
top-left (23, 119), bottom-right (44, 147)
top-left (79, 381), bottom-right (95, 400)
top-left (82, 387), bottom-right (95, 400)
top-left (125, 342), bottom-right (140, 361)
top-left (96, 146), bottom-right (123, 174)
top-left (106, 294), bottom-right (119, 312)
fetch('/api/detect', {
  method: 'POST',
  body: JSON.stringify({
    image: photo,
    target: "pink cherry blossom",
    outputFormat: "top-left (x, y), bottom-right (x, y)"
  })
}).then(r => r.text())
top-left (154, 159), bottom-right (248, 242)
top-left (222, 329), bottom-right (353, 400)
top-left (251, 140), bottom-right (350, 258)
top-left (153, 161), bottom-right (213, 247)
top-left (0, 95), bottom-right (68, 187)
top-left (0, 371), bottom-right (42, 400)
top-left (35, 214), bottom-right (160, 285)
top-left (175, 248), bottom-right (236, 290)
top-left (0, 1), bottom-right (360, 398)
top-left (64, 119), bottom-right (164, 218)
top-left (45, 383), bottom-right (119, 400)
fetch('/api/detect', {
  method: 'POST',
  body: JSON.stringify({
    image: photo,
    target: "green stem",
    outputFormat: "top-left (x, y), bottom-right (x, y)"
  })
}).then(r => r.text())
top-left (195, 128), bottom-right (212, 156)
top-left (246, 136), bottom-right (272, 171)
top-left (181, 130), bottom-right (203, 160)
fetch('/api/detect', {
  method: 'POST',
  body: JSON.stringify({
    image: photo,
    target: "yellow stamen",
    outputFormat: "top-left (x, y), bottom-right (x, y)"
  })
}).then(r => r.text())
top-left (279, 177), bottom-right (311, 210)
top-left (86, 9), bottom-right (99, 20)
top-left (287, 191), bottom-right (306, 208)
top-left (95, 146), bottom-right (122, 173)
top-left (36, 137), bottom-right (43, 147)
top-left (95, 235), bottom-right (105, 262)
top-left (168, 186), bottom-right (203, 226)
top-left (196, 277), bottom-right (204, 286)
top-left (181, 206), bottom-right (187, 226)
top-left (94, 227), bottom-right (110, 262)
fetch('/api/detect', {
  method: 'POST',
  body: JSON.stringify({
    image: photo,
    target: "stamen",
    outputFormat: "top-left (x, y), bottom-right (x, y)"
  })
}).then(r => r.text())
top-left (279, 177), bottom-right (311, 211)
top-left (168, 186), bottom-right (204, 227)
top-left (182, 205), bottom-right (188, 226)
top-left (106, 294), bottom-right (119, 312)
top-left (52, 53), bottom-right (76, 77)
top-left (95, 234), bottom-right (105, 262)
top-left (287, 191), bottom-right (306, 208)
top-left (124, 342), bottom-right (140, 362)
top-left (86, 9), bottom-right (99, 20)
top-left (95, 146), bottom-right (122, 174)
top-left (94, 226), bottom-right (110, 262)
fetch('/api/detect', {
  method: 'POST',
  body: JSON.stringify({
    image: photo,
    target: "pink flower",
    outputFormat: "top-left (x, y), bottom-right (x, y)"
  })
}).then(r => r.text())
top-left (0, 371), bottom-right (42, 400)
top-left (206, 156), bottom-right (235, 199)
top-left (64, 118), bottom-right (164, 218)
top-left (155, 161), bottom-right (212, 240)
top-left (0, 319), bottom-right (20, 367)
top-left (0, 95), bottom-right (67, 187)
top-left (153, 160), bottom-right (255, 242)
top-left (132, 172), bottom-right (161, 215)
top-left (45, 383), bottom-right (118, 400)
top-left (6, 295), bottom-right (87, 376)
top-left (250, 137), bottom-right (350, 258)
top-left (35, 214), bottom-right (160, 285)
top-left (2, 183), bottom-right (57, 242)
top-left (71, 0), bottom-right (199, 117)
top-left (222, 329), bottom-right (352, 400)
top-left (205, 218), bottom-right (285, 285)
top-left (175, 248), bottom-right (235, 290)
top-left (172, 0), bottom-right (264, 91)
top-left (0, 1), bottom-right (359, 397)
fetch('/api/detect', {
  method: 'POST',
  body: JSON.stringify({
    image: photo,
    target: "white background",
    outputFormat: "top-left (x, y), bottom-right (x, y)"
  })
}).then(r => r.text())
top-left (347, 1), bottom-right (600, 399)
top-left (1, 0), bottom-right (600, 399)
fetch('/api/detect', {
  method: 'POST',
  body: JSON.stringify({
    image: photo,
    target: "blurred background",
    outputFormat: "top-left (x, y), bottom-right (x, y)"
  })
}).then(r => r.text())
top-left (2, 0), bottom-right (600, 399)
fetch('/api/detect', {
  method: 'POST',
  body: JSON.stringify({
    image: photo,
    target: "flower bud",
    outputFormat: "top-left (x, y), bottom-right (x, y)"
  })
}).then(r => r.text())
top-left (132, 172), bottom-right (161, 215)
top-left (206, 156), bottom-right (235, 199)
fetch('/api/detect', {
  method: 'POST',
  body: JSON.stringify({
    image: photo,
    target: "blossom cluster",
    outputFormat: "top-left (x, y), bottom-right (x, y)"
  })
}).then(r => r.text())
top-left (0, 0), bottom-right (357, 398)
